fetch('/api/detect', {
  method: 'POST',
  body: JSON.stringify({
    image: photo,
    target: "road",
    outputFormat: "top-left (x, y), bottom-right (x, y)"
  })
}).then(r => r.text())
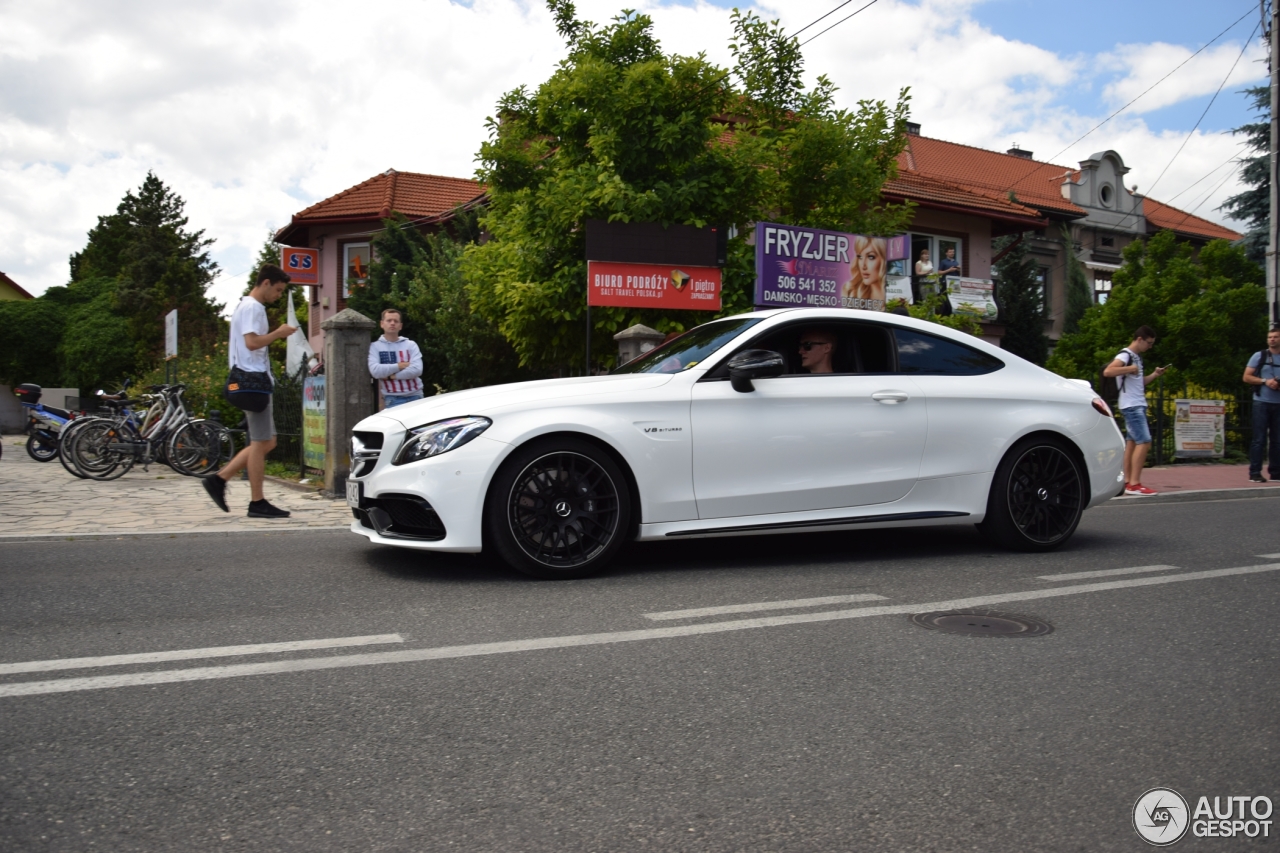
top-left (1, 496), bottom-right (1277, 852)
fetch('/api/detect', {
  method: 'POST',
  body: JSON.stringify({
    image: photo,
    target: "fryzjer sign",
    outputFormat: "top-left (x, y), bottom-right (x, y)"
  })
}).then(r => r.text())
top-left (754, 222), bottom-right (907, 311)
top-left (587, 261), bottom-right (721, 310)
top-left (281, 247), bottom-right (319, 286)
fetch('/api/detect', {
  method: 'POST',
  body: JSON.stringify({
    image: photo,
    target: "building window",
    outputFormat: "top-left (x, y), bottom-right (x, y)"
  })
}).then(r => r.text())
top-left (1094, 275), bottom-right (1112, 304)
top-left (1100, 235), bottom-right (1115, 248)
top-left (1035, 266), bottom-right (1051, 316)
top-left (343, 243), bottom-right (371, 299)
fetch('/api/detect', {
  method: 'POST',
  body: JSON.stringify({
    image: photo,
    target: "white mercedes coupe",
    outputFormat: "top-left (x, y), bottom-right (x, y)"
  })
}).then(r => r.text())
top-left (346, 308), bottom-right (1125, 578)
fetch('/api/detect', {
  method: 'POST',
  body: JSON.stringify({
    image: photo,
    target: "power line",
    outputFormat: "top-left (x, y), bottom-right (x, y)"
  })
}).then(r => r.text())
top-left (793, 0), bottom-right (855, 37)
top-left (799, 0), bottom-right (880, 46)
top-left (998, 5), bottom-right (1255, 197)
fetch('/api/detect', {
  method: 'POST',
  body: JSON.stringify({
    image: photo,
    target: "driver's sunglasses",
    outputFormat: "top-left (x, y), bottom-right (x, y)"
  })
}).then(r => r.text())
top-left (798, 341), bottom-right (829, 351)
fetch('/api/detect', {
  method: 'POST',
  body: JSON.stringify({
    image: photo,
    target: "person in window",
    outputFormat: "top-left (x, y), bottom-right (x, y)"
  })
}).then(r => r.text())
top-left (798, 329), bottom-right (836, 374)
top-left (842, 236), bottom-right (887, 308)
top-left (914, 248), bottom-right (933, 276)
top-left (937, 246), bottom-right (961, 278)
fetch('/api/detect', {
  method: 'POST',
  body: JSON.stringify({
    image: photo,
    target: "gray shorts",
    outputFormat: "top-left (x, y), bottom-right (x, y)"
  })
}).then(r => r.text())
top-left (245, 397), bottom-right (277, 442)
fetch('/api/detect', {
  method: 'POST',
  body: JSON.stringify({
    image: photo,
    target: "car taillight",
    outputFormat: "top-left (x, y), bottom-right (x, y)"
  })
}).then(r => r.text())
top-left (1091, 397), bottom-right (1112, 418)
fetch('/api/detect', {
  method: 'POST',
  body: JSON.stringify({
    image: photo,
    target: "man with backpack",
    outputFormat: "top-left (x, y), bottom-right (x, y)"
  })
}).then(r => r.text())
top-left (1103, 326), bottom-right (1167, 496)
top-left (1243, 326), bottom-right (1280, 483)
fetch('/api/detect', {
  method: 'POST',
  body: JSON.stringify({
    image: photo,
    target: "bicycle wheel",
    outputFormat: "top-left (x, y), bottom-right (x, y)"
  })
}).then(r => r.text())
top-left (167, 420), bottom-right (234, 476)
top-left (58, 418), bottom-right (98, 479)
top-left (75, 421), bottom-right (136, 481)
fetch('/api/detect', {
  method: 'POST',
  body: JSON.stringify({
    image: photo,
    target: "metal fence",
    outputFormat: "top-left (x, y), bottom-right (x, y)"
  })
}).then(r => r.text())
top-left (1116, 380), bottom-right (1255, 466)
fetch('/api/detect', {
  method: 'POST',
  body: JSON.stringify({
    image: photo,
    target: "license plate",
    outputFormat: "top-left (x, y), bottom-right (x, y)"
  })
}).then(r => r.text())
top-left (346, 479), bottom-right (361, 508)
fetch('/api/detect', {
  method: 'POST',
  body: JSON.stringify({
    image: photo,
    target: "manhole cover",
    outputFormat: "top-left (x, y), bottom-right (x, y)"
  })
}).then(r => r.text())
top-left (910, 609), bottom-right (1053, 637)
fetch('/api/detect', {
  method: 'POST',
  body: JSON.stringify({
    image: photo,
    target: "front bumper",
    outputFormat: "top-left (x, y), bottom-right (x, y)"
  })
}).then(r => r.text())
top-left (346, 427), bottom-right (509, 553)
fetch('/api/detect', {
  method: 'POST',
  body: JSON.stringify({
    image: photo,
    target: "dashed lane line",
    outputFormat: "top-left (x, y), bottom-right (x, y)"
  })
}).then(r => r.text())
top-left (2, 563), bottom-right (1278, 698)
top-left (644, 593), bottom-right (888, 621)
top-left (0, 634), bottom-right (405, 675)
top-left (1035, 565), bottom-right (1178, 582)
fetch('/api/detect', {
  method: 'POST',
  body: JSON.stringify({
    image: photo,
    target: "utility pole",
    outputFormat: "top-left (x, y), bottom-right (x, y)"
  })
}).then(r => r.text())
top-left (1269, 0), bottom-right (1279, 324)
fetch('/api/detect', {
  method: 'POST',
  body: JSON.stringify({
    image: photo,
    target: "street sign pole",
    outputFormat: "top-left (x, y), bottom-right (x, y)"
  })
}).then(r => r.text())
top-left (1268, 0), bottom-right (1279, 325)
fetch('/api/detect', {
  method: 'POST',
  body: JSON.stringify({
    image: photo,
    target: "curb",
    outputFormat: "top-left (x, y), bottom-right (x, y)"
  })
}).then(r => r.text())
top-left (0, 526), bottom-right (351, 543)
top-left (1107, 486), bottom-right (1280, 505)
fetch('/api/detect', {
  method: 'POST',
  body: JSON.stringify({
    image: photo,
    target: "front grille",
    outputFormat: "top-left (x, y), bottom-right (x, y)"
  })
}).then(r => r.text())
top-left (351, 431), bottom-right (384, 478)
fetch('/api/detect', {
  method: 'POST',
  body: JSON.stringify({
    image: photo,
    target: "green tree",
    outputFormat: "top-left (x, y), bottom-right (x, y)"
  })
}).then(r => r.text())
top-left (464, 2), bottom-right (912, 371)
top-left (1047, 231), bottom-right (1265, 391)
top-left (1219, 84), bottom-right (1268, 263)
top-left (994, 234), bottom-right (1049, 365)
top-left (85, 173), bottom-right (225, 363)
top-left (0, 297), bottom-right (66, 388)
top-left (1062, 225), bottom-right (1092, 335)
top-left (346, 213), bottom-right (434, 339)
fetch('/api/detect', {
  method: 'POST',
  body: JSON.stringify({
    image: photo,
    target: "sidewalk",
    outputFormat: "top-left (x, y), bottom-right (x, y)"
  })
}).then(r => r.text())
top-left (1119, 462), bottom-right (1280, 502)
top-left (0, 436), bottom-right (352, 541)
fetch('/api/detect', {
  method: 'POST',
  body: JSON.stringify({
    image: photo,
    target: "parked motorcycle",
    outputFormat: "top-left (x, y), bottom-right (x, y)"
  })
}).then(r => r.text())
top-left (15, 384), bottom-right (77, 462)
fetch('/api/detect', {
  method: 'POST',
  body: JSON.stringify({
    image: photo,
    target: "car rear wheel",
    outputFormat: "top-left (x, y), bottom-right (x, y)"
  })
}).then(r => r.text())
top-left (978, 436), bottom-right (1084, 551)
top-left (485, 438), bottom-right (631, 579)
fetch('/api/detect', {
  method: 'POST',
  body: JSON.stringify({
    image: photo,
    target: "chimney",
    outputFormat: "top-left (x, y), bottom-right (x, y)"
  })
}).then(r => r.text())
top-left (1007, 145), bottom-right (1034, 159)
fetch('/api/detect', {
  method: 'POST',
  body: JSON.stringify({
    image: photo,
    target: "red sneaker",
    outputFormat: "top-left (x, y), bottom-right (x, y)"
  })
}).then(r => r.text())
top-left (1125, 484), bottom-right (1157, 496)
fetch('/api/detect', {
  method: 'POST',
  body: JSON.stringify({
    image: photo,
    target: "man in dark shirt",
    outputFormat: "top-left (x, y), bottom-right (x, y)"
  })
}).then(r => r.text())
top-left (1244, 326), bottom-right (1280, 482)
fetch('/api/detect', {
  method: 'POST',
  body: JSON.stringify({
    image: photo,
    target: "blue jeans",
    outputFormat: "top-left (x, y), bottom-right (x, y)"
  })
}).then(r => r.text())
top-left (1250, 399), bottom-right (1280, 477)
top-left (1120, 406), bottom-right (1151, 445)
top-left (384, 392), bottom-right (424, 409)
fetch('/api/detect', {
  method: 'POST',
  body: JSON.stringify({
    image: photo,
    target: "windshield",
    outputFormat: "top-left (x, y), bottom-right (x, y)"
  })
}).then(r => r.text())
top-left (612, 317), bottom-right (763, 374)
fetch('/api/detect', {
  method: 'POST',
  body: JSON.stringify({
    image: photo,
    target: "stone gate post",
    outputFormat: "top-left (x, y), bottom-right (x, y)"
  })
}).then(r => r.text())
top-left (321, 308), bottom-right (377, 496)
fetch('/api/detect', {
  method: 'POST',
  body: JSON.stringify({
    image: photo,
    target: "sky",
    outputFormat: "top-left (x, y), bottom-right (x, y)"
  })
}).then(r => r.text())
top-left (0, 0), bottom-right (1268, 312)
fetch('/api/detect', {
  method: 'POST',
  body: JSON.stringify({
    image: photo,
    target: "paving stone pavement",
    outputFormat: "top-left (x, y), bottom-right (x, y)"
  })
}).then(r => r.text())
top-left (0, 436), bottom-right (352, 539)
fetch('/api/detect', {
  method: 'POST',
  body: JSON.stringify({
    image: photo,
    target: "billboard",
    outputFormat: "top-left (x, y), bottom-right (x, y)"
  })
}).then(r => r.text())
top-left (1174, 399), bottom-right (1225, 458)
top-left (945, 277), bottom-right (999, 320)
top-left (303, 376), bottom-right (326, 473)
top-left (754, 222), bottom-right (907, 311)
top-left (587, 261), bottom-right (721, 310)
top-left (281, 247), bottom-right (320, 286)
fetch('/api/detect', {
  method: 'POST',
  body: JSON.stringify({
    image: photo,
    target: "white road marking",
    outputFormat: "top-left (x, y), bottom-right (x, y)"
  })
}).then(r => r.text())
top-left (1256, 553), bottom-right (1280, 559)
top-left (3, 564), bottom-right (1278, 698)
top-left (0, 634), bottom-right (404, 676)
top-left (1035, 565), bottom-right (1178, 582)
top-left (644, 594), bottom-right (888, 621)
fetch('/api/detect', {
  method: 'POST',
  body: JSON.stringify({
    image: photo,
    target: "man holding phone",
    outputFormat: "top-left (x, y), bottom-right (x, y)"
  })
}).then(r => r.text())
top-left (1243, 326), bottom-right (1280, 483)
top-left (1103, 326), bottom-right (1167, 496)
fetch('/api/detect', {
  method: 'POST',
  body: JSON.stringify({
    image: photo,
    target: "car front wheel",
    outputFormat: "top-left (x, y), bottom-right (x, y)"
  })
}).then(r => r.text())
top-left (979, 436), bottom-right (1085, 551)
top-left (485, 438), bottom-right (631, 579)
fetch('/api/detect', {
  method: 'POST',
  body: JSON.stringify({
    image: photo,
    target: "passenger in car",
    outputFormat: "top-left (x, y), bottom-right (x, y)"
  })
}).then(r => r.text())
top-left (798, 329), bottom-right (837, 374)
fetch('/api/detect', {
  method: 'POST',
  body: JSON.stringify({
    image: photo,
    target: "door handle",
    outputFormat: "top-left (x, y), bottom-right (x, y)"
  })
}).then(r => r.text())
top-left (871, 390), bottom-right (910, 404)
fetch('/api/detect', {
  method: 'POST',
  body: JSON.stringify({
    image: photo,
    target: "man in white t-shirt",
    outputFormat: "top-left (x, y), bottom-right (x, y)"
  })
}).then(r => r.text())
top-left (202, 264), bottom-right (297, 518)
top-left (1102, 325), bottom-right (1167, 496)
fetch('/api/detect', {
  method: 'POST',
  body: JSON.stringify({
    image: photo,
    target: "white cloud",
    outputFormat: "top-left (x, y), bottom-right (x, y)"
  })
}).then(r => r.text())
top-left (0, 0), bottom-right (1264, 308)
top-left (1101, 39), bottom-right (1267, 114)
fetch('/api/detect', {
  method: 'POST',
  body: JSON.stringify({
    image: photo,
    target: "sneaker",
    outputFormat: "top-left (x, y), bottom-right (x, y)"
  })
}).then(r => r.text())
top-left (1250, 474), bottom-right (1268, 483)
top-left (247, 499), bottom-right (291, 519)
top-left (1124, 484), bottom-right (1157, 496)
top-left (202, 475), bottom-right (229, 512)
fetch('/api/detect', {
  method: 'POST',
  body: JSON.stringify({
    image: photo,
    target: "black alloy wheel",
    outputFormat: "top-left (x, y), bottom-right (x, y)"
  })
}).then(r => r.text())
top-left (979, 437), bottom-right (1084, 551)
top-left (487, 439), bottom-right (631, 579)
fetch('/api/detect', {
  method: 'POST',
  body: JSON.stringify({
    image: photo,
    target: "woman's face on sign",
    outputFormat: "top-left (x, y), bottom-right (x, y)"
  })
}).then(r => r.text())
top-left (858, 244), bottom-right (884, 282)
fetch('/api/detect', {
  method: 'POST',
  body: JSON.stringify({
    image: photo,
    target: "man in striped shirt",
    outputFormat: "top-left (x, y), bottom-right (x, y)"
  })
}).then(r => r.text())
top-left (368, 308), bottom-right (424, 408)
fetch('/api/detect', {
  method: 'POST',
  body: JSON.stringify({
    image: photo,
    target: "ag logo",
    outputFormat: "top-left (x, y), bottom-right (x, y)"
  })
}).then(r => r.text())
top-left (1134, 787), bottom-right (1190, 846)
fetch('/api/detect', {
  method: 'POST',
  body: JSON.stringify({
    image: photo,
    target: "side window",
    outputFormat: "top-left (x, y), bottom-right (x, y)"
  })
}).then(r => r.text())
top-left (894, 328), bottom-right (1004, 375)
top-left (708, 322), bottom-right (895, 376)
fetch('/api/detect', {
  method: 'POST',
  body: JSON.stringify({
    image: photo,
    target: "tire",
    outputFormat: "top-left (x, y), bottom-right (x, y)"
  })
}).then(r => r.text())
top-left (484, 438), bottom-right (632, 579)
top-left (167, 421), bottom-right (233, 476)
top-left (978, 436), bottom-right (1085, 551)
top-left (57, 419), bottom-right (96, 479)
top-left (26, 431), bottom-right (59, 462)
top-left (73, 421), bottom-right (134, 481)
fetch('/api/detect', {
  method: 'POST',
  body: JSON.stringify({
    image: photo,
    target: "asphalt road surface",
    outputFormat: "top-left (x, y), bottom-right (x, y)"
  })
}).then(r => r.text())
top-left (1, 496), bottom-right (1277, 852)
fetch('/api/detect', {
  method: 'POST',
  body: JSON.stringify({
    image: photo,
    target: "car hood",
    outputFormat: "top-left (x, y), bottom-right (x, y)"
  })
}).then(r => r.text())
top-left (375, 373), bottom-right (677, 427)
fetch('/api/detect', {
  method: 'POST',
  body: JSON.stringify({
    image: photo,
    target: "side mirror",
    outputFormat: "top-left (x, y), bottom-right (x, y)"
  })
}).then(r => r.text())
top-left (727, 349), bottom-right (785, 393)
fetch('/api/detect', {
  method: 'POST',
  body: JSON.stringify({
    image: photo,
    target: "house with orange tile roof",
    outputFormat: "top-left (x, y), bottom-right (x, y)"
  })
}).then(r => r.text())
top-left (890, 124), bottom-right (1242, 340)
top-left (0, 272), bottom-right (34, 301)
top-left (275, 169), bottom-right (484, 352)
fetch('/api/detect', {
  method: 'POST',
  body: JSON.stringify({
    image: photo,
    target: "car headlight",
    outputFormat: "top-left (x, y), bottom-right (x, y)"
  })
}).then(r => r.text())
top-left (392, 416), bottom-right (492, 465)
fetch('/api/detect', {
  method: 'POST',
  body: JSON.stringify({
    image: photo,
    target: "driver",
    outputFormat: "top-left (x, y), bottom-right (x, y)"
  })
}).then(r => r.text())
top-left (798, 329), bottom-right (836, 374)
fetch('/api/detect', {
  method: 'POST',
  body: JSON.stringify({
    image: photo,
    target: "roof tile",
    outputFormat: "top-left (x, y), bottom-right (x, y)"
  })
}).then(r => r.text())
top-left (291, 170), bottom-right (483, 222)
